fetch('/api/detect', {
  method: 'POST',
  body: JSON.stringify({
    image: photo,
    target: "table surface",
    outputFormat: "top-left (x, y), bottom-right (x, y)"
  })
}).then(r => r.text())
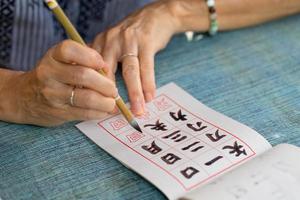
top-left (1, 15), bottom-right (300, 200)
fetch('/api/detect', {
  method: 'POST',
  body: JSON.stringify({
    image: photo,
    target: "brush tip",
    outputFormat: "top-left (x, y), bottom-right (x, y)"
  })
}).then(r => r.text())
top-left (130, 120), bottom-right (142, 133)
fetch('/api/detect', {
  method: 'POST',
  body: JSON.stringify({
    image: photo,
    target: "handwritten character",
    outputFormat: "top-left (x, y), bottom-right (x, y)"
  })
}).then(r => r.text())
top-left (187, 121), bottom-right (207, 132)
top-left (206, 129), bottom-right (226, 142)
top-left (162, 130), bottom-right (187, 142)
top-left (161, 153), bottom-right (181, 165)
top-left (182, 141), bottom-right (204, 152)
top-left (223, 141), bottom-right (247, 157)
top-left (205, 156), bottom-right (223, 166)
top-left (144, 120), bottom-right (168, 131)
top-left (142, 141), bottom-right (162, 155)
top-left (180, 167), bottom-right (199, 179)
top-left (169, 109), bottom-right (187, 121)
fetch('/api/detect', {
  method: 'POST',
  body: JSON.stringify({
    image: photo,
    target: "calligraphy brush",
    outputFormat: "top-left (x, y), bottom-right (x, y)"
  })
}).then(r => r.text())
top-left (44, 0), bottom-right (142, 133)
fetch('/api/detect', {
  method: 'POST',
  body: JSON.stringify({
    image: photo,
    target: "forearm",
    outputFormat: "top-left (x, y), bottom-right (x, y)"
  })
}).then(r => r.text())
top-left (168, 0), bottom-right (300, 32)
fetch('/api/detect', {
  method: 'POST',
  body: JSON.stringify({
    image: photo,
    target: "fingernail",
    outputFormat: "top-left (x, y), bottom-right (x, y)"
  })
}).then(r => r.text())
top-left (145, 92), bottom-right (153, 102)
top-left (132, 99), bottom-right (144, 116)
top-left (108, 106), bottom-right (119, 115)
top-left (113, 106), bottom-right (119, 114)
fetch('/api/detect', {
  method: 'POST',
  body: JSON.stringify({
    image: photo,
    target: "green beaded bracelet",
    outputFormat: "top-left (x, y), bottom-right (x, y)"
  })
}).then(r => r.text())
top-left (205, 0), bottom-right (218, 36)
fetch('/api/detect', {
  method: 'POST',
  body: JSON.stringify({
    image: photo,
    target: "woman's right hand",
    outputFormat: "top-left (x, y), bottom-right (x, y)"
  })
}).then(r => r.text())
top-left (0, 40), bottom-right (117, 126)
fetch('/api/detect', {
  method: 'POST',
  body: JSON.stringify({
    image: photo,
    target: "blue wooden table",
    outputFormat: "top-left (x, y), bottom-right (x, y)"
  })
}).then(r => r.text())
top-left (1, 15), bottom-right (300, 200)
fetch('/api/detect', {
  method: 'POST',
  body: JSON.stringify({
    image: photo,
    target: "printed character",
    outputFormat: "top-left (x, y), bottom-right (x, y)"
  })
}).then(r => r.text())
top-left (153, 97), bottom-right (173, 111)
top-left (126, 131), bottom-right (145, 143)
top-left (109, 119), bottom-right (128, 130)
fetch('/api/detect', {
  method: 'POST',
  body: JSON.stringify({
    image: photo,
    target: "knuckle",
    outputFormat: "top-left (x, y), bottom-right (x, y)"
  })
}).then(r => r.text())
top-left (57, 40), bottom-right (73, 59)
top-left (71, 68), bottom-right (91, 83)
top-left (88, 50), bottom-right (102, 66)
top-left (105, 98), bottom-right (116, 112)
top-left (109, 27), bottom-right (120, 36)
top-left (83, 110), bottom-right (106, 120)
top-left (140, 64), bottom-right (154, 73)
top-left (105, 81), bottom-right (118, 97)
top-left (83, 110), bottom-right (95, 120)
top-left (40, 87), bottom-right (50, 98)
top-left (122, 27), bottom-right (135, 40)
top-left (104, 27), bottom-right (119, 42)
top-left (129, 90), bottom-right (141, 101)
top-left (35, 65), bottom-right (46, 81)
top-left (122, 64), bottom-right (138, 78)
top-left (39, 88), bottom-right (56, 105)
top-left (90, 49), bottom-right (101, 60)
top-left (84, 93), bottom-right (97, 105)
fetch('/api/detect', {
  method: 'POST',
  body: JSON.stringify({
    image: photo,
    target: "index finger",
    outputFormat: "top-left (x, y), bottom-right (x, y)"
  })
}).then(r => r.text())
top-left (52, 40), bottom-right (106, 70)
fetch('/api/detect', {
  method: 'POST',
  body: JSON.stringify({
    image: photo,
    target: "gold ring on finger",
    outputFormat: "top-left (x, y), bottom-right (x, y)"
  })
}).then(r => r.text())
top-left (70, 87), bottom-right (76, 106)
top-left (120, 53), bottom-right (138, 61)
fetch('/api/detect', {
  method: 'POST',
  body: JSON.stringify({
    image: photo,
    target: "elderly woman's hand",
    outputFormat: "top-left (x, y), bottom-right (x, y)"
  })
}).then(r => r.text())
top-left (0, 40), bottom-right (117, 126)
top-left (92, 0), bottom-right (183, 115)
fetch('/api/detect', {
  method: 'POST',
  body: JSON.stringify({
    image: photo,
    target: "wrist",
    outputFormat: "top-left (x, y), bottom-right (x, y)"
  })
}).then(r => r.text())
top-left (166, 0), bottom-right (210, 33)
top-left (0, 69), bottom-right (25, 123)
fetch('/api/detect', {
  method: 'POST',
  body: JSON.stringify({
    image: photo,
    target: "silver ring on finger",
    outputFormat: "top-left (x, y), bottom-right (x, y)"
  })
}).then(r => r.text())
top-left (70, 87), bottom-right (76, 106)
top-left (120, 53), bottom-right (138, 61)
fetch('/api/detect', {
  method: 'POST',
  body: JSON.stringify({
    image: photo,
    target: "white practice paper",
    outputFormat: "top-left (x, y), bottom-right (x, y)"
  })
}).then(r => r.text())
top-left (182, 144), bottom-right (300, 200)
top-left (76, 83), bottom-right (271, 199)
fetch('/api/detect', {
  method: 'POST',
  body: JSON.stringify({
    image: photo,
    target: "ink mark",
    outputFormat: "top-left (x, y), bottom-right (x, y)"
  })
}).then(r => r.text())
top-left (144, 120), bottom-right (167, 131)
top-left (142, 141), bottom-right (162, 155)
top-left (187, 121), bottom-right (207, 132)
top-left (206, 129), bottom-right (226, 142)
top-left (223, 141), bottom-right (247, 157)
top-left (205, 156), bottom-right (223, 166)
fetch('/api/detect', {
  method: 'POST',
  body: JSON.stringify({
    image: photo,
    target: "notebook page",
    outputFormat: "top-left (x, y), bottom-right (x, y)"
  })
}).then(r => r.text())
top-left (181, 144), bottom-right (300, 200)
top-left (76, 83), bottom-right (271, 200)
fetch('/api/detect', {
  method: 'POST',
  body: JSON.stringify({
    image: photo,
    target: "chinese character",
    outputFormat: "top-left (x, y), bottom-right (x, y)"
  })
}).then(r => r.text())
top-left (206, 129), bottom-right (226, 142)
top-left (205, 156), bottom-right (223, 166)
top-left (162, 130), bottom-right (187, 142)
top-left (142, 141), bottom-right (162, 155)
top-left (182, 141), bottom-right (204, 152)
top-left (110, 119), bottom-right (128, 130)
top-left (126, 132), bottom-right (145, 143)
top-left (153, 97), bottom-right (172, 111)
top-left (169, 109), bottom-right (187, 121)
top-left (223, 141), bottom-right (247, 157)
top-left (187, 121), bottom-right (207, 132)
top-left (180, 167), bottom-right (199, 179)
top-left (144, 120), bottom-right (167, 131)
top-left (161, 153), bottom-right (181, 165)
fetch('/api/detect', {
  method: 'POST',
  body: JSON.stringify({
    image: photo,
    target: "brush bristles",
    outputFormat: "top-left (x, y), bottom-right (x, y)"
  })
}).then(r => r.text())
top-left (130, 120), bottom-right (142, 133)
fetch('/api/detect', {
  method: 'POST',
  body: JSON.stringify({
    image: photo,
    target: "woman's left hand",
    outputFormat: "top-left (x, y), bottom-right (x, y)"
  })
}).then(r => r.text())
top-left (92, 0), bottom-right (182, 115)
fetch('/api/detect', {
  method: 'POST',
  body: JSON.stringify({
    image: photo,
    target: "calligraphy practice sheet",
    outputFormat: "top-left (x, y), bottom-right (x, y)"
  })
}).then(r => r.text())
top-left (76, 83), bottom-right (271, 200)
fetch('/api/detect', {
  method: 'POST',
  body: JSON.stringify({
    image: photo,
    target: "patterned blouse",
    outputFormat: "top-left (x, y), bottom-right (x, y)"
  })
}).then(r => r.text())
top-left (0, 0), bottom-right (151, 71)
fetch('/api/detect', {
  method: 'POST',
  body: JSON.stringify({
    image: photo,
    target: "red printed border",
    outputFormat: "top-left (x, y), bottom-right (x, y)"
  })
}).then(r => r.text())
top-left (97, 94), bottom-right (256, 191)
